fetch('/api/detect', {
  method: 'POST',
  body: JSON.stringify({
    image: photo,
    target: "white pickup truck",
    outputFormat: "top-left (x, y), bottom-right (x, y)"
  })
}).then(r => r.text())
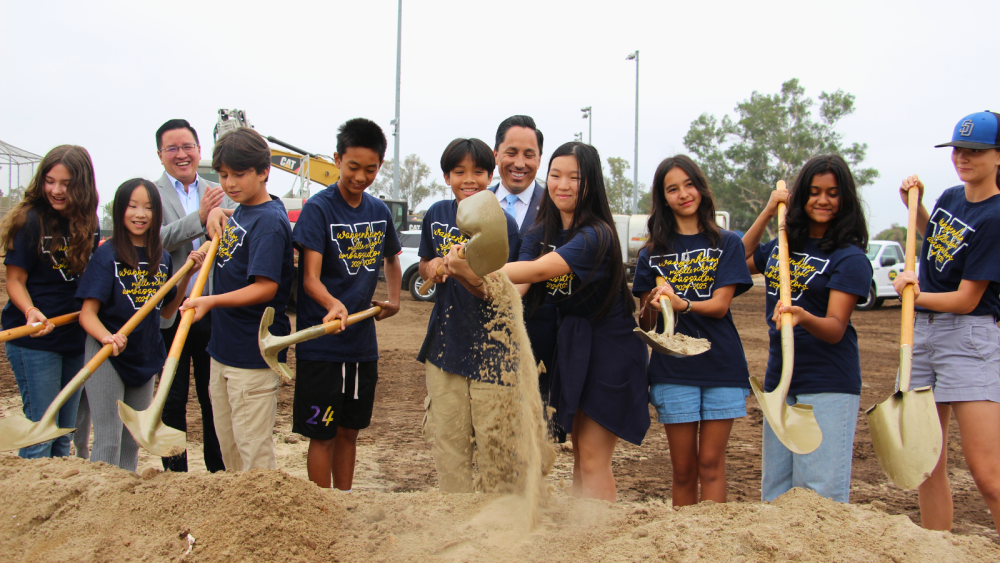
top-left (856, 240), bottom-right (908, 311)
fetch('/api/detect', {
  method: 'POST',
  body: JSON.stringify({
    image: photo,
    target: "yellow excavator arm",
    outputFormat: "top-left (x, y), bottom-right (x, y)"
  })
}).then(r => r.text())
top-left (269, 148), bottom-right (340, 186)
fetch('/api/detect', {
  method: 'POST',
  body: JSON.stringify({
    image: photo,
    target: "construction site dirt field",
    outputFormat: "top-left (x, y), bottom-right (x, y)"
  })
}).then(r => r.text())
top-left (1, 276), bottom-right (999, 562)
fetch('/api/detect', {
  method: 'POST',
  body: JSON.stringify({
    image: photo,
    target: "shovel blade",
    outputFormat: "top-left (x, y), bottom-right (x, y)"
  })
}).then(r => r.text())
top-left (865, 386), bottom-right (941, 490)
top-left (456, 191), bottom-right (509, 278)
top-left (750, 376), bottom-right (823, 455)
top-left (0, 413), bottom-right (73, 452)
top-left (632, 327), bottom-right (708, 357)
top-left (119, 401), bottom-right (187, 458)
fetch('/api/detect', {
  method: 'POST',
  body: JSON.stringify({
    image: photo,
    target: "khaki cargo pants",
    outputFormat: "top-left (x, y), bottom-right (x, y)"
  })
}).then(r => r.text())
top-left (209, 359), bottom-right (279, 471)
top-left (423, 362), bottom-right (518, 493)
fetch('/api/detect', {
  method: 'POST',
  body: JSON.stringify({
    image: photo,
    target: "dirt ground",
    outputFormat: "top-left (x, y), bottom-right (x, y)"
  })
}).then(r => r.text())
top-left (1, 272), bottom-right (999, 561)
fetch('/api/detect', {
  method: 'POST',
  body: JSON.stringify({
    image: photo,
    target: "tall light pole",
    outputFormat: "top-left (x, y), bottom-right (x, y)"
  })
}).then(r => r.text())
top-left (580, 106), bottom-right (592, 144)
top-left (574, 132), bottom-right (583, 142)
top-left (626, 50), bottom-right (639, 214)
top-left (391, 0), bottom-right (403, 199)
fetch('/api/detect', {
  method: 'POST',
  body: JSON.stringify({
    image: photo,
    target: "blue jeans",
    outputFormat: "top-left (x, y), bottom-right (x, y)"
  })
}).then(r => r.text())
top-left (761, 392), bottom-right (860, 503)
top-left (6, 342), bottom-right (85, 458)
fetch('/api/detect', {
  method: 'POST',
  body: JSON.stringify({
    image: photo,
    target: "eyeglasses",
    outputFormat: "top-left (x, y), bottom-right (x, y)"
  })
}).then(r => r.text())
top-left (159, 143), bottom-right (199, 155)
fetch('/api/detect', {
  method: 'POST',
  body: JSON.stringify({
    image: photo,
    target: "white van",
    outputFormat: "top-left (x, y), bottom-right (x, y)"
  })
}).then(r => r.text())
top-left (856, 240), bottom-right (907, 310)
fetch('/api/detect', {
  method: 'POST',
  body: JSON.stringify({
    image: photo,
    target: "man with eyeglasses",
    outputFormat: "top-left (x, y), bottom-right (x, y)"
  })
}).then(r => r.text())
top-left (154, 118), bottom-right (235, 473)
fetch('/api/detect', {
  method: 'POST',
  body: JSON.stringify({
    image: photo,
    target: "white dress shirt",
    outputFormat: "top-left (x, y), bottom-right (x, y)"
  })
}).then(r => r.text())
top-left (493, 183), bottom-right (534, 228)
top-left (165, 172), bottom-right (201, 294)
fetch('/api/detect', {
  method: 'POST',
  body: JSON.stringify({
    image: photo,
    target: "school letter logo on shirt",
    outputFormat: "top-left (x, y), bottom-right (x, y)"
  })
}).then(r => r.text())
top-left (545, 244), bottom-right (575, 296)
top-left (764, 249), bottom-right (830, 301)
top-left (216, 217), bottom-right (247, 268)
top-left (41, 236), bottom-right (76, 281)
top-left (431, 222), bottom-right (467, 258)
top-left (330, 221), bottom-right (387, 275)
top-left (115, 262), bottom-right (169, 309)
top-left (926, 208), bottom-right (974, 272)
top-left (650, 249), bottom-right (722, 298)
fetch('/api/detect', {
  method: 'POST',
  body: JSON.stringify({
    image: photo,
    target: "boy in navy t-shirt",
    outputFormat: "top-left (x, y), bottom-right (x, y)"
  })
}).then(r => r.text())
top-left (292, 118), bottom-right (402, 491)
top-left (417, 138), bottom-right (520, 493)
top-left (181, 127), bottom-right (294, 472)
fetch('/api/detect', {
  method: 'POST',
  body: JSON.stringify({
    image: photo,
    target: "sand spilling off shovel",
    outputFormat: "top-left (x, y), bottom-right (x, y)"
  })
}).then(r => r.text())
top-left (464, 272), bottom-right (554, 522)
top-left (641, 329), bottom-right (712, 356)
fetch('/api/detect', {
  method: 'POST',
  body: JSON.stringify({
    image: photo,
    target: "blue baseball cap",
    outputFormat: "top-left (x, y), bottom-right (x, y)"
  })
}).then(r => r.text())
top-left (936, 111), bottom-right (1000, 149)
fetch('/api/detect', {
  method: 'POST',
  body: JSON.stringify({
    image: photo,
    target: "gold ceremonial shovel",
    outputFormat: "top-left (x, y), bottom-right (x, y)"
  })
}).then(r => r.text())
top-left (0, 241), bottom-right (208, 452)
top-left (258, 305), bottom-right (382, 381)
top-left (119, 235), bottom-right (220, 458)
top-left (865, 181), bottom-right (941, 489)
top-left (749, 181), bottom-right (823, 455)
top-left (633, 276), bottom-right (710, 357)
top-left (418, 190), bottom-right (510, 295)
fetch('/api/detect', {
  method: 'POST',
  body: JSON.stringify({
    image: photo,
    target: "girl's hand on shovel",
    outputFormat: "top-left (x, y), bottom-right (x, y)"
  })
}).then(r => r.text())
top-left (373, 299), bottom-right (399, 321)
top-left (322, 298), bottom-right (349, 333)
top-left (186, 250), bottom-right (207, 270)
top-left (102, 333), bottom-right (128, 356)
top-left (772, 304), bottom-right (808, 328)
top-left (648, 282), bottom-right (687, 312)
top-left (443, 244), bottom-right (477, 284)
top-left (25, 307), bottom-right (55, 338)
top-left (892, 271), bottom-right (920, 299)
top-left (179, 296), bottom-right (215, 323)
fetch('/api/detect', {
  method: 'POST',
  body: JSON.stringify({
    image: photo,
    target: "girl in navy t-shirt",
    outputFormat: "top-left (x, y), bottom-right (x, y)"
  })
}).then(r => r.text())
top-left (743, 155), bottom-right (872, 504)
top-left (76, 179), bottom-right (204, 471)
top-left (632, 155), bottom-right (753, 508)
top-left (0, 145), bottom-right (99, 459)
top-left (446, 142), bottom-right (648, 502)
top-left (892, 111), bottom-right (1000, 534)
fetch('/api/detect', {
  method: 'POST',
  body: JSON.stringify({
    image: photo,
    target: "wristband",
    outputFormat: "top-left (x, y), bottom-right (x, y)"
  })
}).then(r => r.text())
top-left (25, 306), bottom-right (39, 317)
top-left (680, 298), bottom-right (692, 314)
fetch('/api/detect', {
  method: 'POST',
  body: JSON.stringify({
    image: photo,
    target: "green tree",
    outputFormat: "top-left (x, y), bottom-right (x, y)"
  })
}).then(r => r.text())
top-left (874, 223), bottom-right (922, 258)
top-left (683, 78), bottom-right (878, 235)
top-left (101, 201), bottom-right (114, 231)
top-left (370, 154), bottom-right (446, 210)
top-left (603, 157), bottom-right (650, 215)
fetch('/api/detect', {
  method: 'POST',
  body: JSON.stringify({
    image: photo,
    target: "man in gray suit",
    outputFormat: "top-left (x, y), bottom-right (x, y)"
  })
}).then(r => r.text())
top-left (154, 118), bottom-right (236, 473)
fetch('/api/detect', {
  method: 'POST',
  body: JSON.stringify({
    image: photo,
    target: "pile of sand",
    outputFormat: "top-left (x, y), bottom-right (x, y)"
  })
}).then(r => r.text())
top-left (2, 457), bottom-right (997, 562)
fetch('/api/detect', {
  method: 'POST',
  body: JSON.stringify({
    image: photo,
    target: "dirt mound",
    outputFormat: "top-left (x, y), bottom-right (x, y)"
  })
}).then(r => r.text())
top-left (2, 457), bottom-right (997, 562)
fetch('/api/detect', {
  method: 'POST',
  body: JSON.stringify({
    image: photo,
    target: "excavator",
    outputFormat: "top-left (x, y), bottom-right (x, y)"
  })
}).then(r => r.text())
top-left (201, 109), bottom-right (409, 232)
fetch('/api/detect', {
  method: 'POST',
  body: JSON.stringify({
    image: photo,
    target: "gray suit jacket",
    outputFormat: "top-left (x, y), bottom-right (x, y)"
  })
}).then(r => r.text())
top-left (155, 172), bottom-right (237, 328)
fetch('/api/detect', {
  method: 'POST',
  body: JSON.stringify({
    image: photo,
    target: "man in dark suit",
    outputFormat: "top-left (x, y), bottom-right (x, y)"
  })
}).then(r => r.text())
top-left (154, 119), bottom-right (236, 473)
top-left (490, 115), bottom-right (545, 236)
top-left (488, 115), bottom-right (563, 441)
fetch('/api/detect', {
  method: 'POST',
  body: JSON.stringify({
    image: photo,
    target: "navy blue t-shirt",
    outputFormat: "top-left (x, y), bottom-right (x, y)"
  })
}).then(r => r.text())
top-left (918, 185), bottom-right (1000, 318)
top-left (208, 199), bottom-right (294, 369)
top-left (416, 199), bottom-right (520, 381)
top-left (1, 209), bottom-right (92, 355)
top-left (632, 231), bottom-right (753, 387)
top-left (293, 185), bottom-right (401, 362)
top-left (520, 224), bottom-right (626, 318)
top-left (76, 243), bottom-right (174, 386)
top-left (753, 238), bottom-right (872, 395)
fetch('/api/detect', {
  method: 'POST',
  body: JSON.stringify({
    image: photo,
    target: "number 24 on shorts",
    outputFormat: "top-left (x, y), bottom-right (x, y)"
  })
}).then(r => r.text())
top-left (306, 406), bottom-right (335, 426)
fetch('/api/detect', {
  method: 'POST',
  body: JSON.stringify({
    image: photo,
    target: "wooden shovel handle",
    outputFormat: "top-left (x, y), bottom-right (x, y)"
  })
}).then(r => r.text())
top-left (898, 185), bottom-right (920, 392)
top-left (165, 236), bottom-right (220, 361)
top-left (0, 312), bottom-right (80, 343)
top-left (321, 306), bottom-right (383, 336)
top-left (775, 180), bottom-right (796, 397)
top-left (418, 246), bottom-right (466, 296)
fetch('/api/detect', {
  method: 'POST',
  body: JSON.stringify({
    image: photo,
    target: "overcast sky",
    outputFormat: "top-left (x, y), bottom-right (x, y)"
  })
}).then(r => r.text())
top-left (3, 0), bottom-right (997, 235)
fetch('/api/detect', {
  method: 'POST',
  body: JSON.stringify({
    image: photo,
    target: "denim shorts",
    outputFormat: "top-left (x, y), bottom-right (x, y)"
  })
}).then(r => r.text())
top-left (649, 383), bottom-right (750, 424)
top-left (910, 312), bottom-right (1000, 403)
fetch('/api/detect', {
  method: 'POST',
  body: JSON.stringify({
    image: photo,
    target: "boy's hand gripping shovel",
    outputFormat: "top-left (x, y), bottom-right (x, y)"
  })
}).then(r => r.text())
top-left (633, 276), bottom-right (710, 356)
top-left (258, 305), bottom-right (383, 380)
top-left (119, 236), bottom-right (219, 457)
top-left (0, 240), bottom-right (211, 452)
top-left (0, 312), bottom-right (80, 343)
top-left (418, 190), bottom-right (510, 295)
top-left (865, 182), bottom-right (941, 489)
top-left (749, 181), bottom-right (823, 455)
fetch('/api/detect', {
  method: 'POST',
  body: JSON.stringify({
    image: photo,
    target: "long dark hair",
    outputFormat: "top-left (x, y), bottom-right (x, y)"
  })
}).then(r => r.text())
top-left (643, 155), bottom-right (721, 254)
top-left (526, 142), bottom-right (633, 320)
top-left (785, 154), bottom-right (868, 253)
top-left (0, 145), bottom-right (99, 275)
top-left (111, 179), bottom-right (164, 281)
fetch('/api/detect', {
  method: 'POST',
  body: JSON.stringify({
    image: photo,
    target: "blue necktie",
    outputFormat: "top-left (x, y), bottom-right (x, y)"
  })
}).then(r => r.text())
top-left (504, 194), bottom-right (518, 218)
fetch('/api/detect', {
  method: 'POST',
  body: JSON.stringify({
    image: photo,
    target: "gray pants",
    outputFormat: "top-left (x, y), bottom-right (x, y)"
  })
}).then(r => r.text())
top-left (73, 387), bottom-right (90, 459)
top-left (84, 336), bottom-right (155, 472)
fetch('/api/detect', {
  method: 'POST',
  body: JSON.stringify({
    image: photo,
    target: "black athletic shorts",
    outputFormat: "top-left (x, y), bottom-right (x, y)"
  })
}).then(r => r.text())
top-left (292, 359), bottom-right (378, 440)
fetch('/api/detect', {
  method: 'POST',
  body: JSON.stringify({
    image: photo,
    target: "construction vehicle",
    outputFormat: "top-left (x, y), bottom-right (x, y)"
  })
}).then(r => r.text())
top-left (210, 109), bottom-right (410, 232)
